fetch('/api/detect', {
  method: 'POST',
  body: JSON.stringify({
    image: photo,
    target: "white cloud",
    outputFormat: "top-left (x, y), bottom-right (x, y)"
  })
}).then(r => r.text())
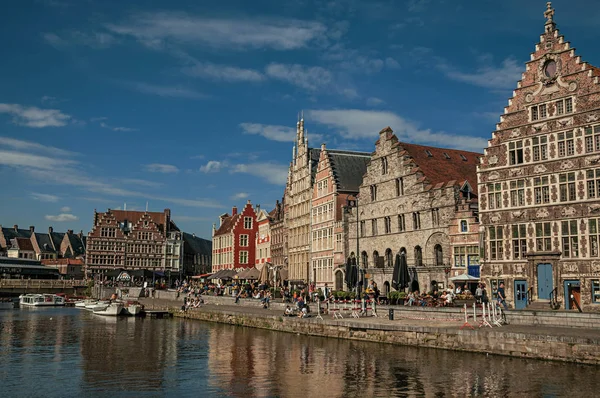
top-left (60, 206), bottom-right (71, 212)
top-left (31, 193), bottom-right (59, 202)
top-left (199, 160), bottom-right (224, 173)
top-left (99, 121), bottom-right (138, 132)
top-left (239, 122), bottom-right (324, 143)
top-left (265, 63), bottom-right (332, 91)
top-left (182, 62), bottom-right (265, 82)
top-left (231, 192), bottom-right (249, 200)
top-left (106, 12), bottom-right (326, 50)
top-left (144, 163), bottom-right (179, 173)
top-left (45, 213), bottom-right (78, 222)
top-left (120, 178), bottom-right (162, 188)
top-left (0, 104), bottom-right (71, 128)
top-left (130, 82), bottom-right (207, 99)
top-left (43, 31), bottom-right (117, 49)
top-left (0, 137), bottom-right (77, 157)
top-left (231, 162), bottom-right (288, 185)
top-left (439, 57), bottom-right (522, 90)
top-left (307, 109), bottom-right (487, 152)
top-left (366, 97), bottom-right (385, 106)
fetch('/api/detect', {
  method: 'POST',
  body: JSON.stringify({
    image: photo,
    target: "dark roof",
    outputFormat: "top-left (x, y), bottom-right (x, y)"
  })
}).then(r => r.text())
top-left (183, 232), bottom-right (212, 255)
top-left (110, 210), bottom-right (167, 228)
top-left (398, 142), bottom-right (481, 194)
top-left (50, 232), bottom-right (65, 251)
top-left (34, 233), bottom-right (56, 253)
top-left (309, 148), bottom-right (321, 181)
top-left (11, 237), bottom-right (34, 251)
top-left (327, 149), bottom-right (371, 192)
top-left (213, 213), bottom-right (241, 236)
top-left (67, 234), bottom-right (85, 256)
top-left (2, 227), bottom-right (32, 242)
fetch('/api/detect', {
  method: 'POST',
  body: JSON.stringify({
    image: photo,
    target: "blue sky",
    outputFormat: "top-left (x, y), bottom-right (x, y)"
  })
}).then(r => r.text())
top-left (1, 0), bottom-right (598, 239)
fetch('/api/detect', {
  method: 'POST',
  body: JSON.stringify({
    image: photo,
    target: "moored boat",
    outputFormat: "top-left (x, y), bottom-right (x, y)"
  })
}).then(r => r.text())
top-left (124, 303), bottom-right (143, 316)
top-left (19, 294), bottom-right (66, 307)
top-left (75, 299), bottom-right (98, 308)
top-left (0, 298), bottom-right (16, 309)
top-left (93, 302), bottom-right (124, 316)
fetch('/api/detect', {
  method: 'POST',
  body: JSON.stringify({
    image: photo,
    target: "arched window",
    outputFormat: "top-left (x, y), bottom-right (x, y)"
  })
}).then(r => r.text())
top-left (414, 246), bottom-right (423, 266)
top-left (460, 220), bottom-right (468, 232)
top-left (400, 247), bottom-right (407, 256)
top-left (373, 250), bottom-right (380, 268)
top-left (361, 251), bottom-right (368, 268)
top-left (385, 248), bottom-right (393, 268)
top-left (383, 281), bottom-right (390, 295)
top-left (434, 244), bottom-right (443, 266)
top-left (335, 271), bottom-right (344, 291)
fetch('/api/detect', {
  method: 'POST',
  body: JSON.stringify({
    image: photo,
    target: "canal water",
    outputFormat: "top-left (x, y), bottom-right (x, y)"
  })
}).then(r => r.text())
top-left (0, 307), bottom-right (599, 397)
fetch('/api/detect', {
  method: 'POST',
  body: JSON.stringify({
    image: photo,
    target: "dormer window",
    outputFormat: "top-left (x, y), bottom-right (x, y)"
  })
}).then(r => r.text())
top-left (425, 150), bottom-right (433, 157)
top-left (443, 152), bottom-right (451, 159)
top-left (460, 154), bottom-right (467, 161)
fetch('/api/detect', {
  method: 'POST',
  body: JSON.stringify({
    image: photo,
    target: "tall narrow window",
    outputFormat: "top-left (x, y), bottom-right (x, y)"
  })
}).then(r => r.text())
top-left (535, 222), bottom-right (552, 252)
top-left (561, 220), bottom-right (579, 258)
top-left (585, 125), bottom-right (600, 153)
top-left (370, 185), bottom-right (377, 201)
top-left (587, 169), bottom-right (600, 199)
top-left (489, 226), bottom-right (504, 260)
top-left (381, 157), bottom-right (388, 175)
top-left (361, 251), bottom-right (368, 268)
top-left (531, 106), bottom-right (539, 121)
top-left (487, 183), bottom-right (502, 209)
top-left (412, 212), bottom-right (421, 230)
top-left (460, 220), bottom-right (468, 232)
top-left (384, 216), bottom-right (392, 234)
top-left (591, 219), bottom-right (600, 257)
top-left (414, 246), bottom-right (423, 266)
top-left (434, 244), bottom-right (443, 266)
top-left (371, 219), bottom-right (378, 236)
top-left (534, 176), bottom-right (550, 204)
top-left (532, 136), bottom-right (548, 161)
top-left (360, 221), bottom-right (365, 237)
top-left (397, 214), bottom-right (405, 232)
top-left (539, 103), bottom-right (547, 119)
top-left (512, 224), bottom-right (527, 259)
top-left (395, 177), bottom-right (404, 196)
top-left (510, 180), bottom-right (525, 207)
top-left (385, 248), bottom-right (393, 267)
top-left (559, 172), bottom-right (576, 202)
top-left (431, 208), bottom-right (440, 227)
top-left (557, 131), bottom-right (574, 157)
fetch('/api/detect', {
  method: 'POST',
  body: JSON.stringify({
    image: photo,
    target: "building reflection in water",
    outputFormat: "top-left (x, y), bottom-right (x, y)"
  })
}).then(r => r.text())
top-left (1, 309), bottom-right (599, 397)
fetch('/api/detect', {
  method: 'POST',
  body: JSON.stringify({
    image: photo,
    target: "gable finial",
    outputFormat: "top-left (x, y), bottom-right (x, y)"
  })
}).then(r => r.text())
top-left (544, 2), bottom-right (555, 25)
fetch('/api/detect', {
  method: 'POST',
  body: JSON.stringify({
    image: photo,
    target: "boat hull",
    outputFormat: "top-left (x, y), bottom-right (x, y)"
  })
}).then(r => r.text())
top-left (93, 303), bottom-right (124, 316)
top-left (19, 294), bottom-right (66, 307)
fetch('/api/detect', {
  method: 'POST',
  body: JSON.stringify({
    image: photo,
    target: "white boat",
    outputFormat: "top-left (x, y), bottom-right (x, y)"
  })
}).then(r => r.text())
top-left (93, 302), bottom-right (124, 316)
top-left (124, 303), bottom-right (143, 316)
top-left (19, 294), bottom-right (66, 307)
top-left (85, 301), bottom-right (109, 311)
top-left (75, 299), bottom-right (98, 308)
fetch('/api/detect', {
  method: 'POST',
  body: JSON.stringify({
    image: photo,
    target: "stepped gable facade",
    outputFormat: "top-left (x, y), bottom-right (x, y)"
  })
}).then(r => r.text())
top-left (348, 127), bottom-right (480, 295)
top-left (269, 198), bottom-right (287, 269)
top-left (478, 3), bottom-right (600, 311)
top-left (0, 225), bottom-right (33, 256)
top-left (211, 201), bottom-right (258, 273)
top-left (311, 143), bottom-right (371, 290)
top-left (86, 208), bottom-right (182, 278)
top-left (255, 206), bottom-right (272, 270)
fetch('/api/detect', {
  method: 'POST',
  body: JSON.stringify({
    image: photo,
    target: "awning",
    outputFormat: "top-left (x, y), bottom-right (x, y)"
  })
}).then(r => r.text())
top-left (449, 274), bottom-right (480, 282)
top-left (237, 267), bottom-right (260, 280)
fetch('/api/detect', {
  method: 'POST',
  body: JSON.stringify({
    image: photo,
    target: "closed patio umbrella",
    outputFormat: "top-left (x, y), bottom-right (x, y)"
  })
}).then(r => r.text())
top-left (392, 254), bottom-right (400, 291)
top-left (345, 257), bottom-right (352, 289)
top-left (399, 253), bottom-right (410, 290)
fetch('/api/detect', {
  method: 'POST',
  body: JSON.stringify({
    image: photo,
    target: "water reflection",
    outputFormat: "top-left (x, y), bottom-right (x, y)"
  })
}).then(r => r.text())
top-left (0, 308), bottom-right (599, 397)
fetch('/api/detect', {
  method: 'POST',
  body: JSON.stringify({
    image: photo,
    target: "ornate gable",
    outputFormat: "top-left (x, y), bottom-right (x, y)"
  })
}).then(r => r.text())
top-left (89, 209), bottom-right (127, 239)
top-left (487, 2), bottom-right (600, 150)
top-left (129, 212), bottom-right (165, 241)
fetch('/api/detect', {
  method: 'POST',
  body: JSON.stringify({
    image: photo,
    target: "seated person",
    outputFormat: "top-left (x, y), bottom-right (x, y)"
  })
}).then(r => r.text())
top-left (445, 291), bottom-right (454, 306)
top-left (298, 307), bottom-right (309, 318)
top-left (439, 291), bottom-right (447, 306)
top-left (405, 291), bottom-right (416, 306)
top-left (284, 306), bottom-right (294, 316)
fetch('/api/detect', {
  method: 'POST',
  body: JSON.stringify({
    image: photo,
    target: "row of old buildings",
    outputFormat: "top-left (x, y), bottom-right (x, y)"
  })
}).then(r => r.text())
top-left (1, 209), bottom-right (213, 280)
top-left (211, 4), bottom-right (600, 312)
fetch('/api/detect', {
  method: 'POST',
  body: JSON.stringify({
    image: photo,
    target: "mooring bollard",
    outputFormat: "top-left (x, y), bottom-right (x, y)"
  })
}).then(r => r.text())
top-left (388, 308), bottom-right (394, 320)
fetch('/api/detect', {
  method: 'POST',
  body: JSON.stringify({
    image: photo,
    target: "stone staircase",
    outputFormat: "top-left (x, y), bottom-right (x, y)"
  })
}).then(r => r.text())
top-left (526, 299), bottom-right (552, 311)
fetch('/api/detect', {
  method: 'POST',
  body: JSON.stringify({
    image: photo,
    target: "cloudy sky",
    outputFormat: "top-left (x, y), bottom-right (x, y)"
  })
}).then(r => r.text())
top-left (1, 0), bottom-right (597, 239)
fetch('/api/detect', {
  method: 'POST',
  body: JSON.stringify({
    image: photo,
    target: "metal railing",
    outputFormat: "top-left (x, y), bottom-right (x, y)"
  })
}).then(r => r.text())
top-left (0, 279), bottom-right (86, 288)
top-left (526, 286), bottom-right (533, 306)
top-left (570, 294), bottom-right (583, 313)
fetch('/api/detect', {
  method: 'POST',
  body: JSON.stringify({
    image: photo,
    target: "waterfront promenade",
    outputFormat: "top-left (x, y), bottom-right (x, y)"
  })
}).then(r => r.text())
top-left (139, 296), bottom-right (600, 365)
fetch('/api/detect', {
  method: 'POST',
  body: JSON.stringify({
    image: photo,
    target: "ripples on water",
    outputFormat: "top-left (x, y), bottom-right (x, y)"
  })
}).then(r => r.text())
top-left (0, 307), bottom-right (599, 397)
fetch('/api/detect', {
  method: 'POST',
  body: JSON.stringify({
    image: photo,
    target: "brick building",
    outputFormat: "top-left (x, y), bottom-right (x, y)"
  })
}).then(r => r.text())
top-left (348, 127), bottom-right (480, 295)
top-left (211, 201), bottom-right (258, 272)
top-left (1, 225), bottom-right (85, 262)
top-left (86, 208), bottom-right (183, 279)
top-left (478, 3), bottom-right (600, 311)
top-left (311, 143), bottom-right (371, 290)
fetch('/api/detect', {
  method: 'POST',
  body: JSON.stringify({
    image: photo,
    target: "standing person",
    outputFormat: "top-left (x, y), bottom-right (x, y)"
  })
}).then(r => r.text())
top-left (475, 283), bottom-right (483, 304)
top-left (497, 282), bottom-right (508, 310)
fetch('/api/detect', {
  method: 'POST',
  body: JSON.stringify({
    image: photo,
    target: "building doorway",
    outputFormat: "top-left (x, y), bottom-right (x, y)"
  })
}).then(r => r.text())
top-left (514, 280), bottom-right (528, 310)
top-left (335, 270), bottom-right (344, 291)
top-left (564, 280), bottom-right (581, 310)
top-left (536, 263), bottom-right (553, 299)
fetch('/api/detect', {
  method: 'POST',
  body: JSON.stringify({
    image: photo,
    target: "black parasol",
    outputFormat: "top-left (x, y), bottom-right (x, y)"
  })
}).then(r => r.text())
top-left (392, 254), bottom-right (400, 291)
top-left (399, 252), bottom-right (410, 290)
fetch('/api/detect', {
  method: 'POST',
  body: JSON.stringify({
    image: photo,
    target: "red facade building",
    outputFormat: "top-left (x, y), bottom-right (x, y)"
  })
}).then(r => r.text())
top-left (212, 201), bottom-right (258, 272)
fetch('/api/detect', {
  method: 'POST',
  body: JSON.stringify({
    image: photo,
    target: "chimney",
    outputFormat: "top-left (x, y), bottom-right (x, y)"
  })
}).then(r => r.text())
top-left (67, 229), bottom-right (73, 235)
top-left (192, 233), bottom-right (196, 238)
top-left (78, 230), bottom-right (83, 239)
top-left (256, 204), bottom-right (261, 213)
top-left (29, 226), bottom-right (35, 233)
top-left (231, 206), bottom-right (238, 216)
top-left (13, 225), bottom-right (18, 232)
top-left (49, 226), bottom-right (53, 234)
